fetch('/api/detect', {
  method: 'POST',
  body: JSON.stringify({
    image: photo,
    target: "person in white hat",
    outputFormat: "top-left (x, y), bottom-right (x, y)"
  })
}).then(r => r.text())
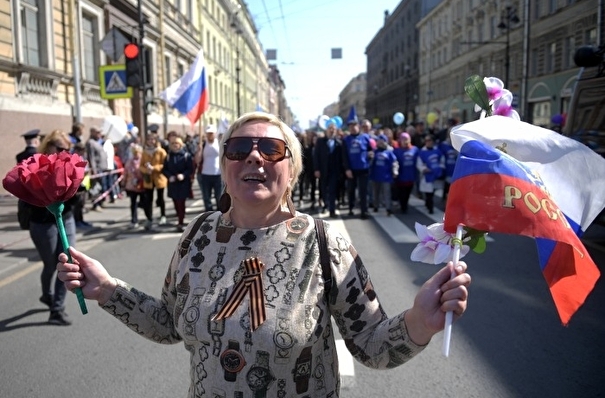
top-left (194, 124), bottom-right (222, 211)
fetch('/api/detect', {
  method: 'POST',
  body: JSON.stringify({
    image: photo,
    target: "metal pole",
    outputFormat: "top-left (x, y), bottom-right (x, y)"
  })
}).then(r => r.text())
top-left (68, 0), bottom-right (82, 122)
top-left (236, 44), bottom-right (241, 117)
top-left (137, 0), bottom-right (148, 134)
top-left (520, 0), bottom-right (530, 120)
top-left (505, 20), bottom-right (510, 88)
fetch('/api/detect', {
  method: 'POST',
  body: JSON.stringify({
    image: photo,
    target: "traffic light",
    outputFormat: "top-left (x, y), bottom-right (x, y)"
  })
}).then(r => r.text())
top-left (124, 43), bottom-right (141, 87)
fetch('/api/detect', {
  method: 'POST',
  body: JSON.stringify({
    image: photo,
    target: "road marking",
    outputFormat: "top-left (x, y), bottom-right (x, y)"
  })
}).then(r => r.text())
top-left (0, 262), bottom-right (40, 288)
top-left (336, 339), bottom-right (355, 376)
top-left (371, 213), bottom-right (419, 243)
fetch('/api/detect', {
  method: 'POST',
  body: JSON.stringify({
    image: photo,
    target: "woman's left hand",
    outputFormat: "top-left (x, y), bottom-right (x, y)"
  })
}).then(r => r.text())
top-left (405, 261), bottom-right (471, 345)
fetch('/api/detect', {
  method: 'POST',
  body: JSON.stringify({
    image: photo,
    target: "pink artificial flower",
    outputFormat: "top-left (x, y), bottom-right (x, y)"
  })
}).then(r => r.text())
top-left (484, 77), bottom-right (505, 100)
top-left (410, 222), bottom-right (469, 264)
top-left (492, 90), bottom-right (520, 120)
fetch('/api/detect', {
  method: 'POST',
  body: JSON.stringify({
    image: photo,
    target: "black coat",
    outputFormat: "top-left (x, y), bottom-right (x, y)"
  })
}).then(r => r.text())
top-left (313, 136), bottom-right (349, 179)
top-left (163, 150), bottom-right (194, 200)
top-left (16, 146), bottom-right (37, 164)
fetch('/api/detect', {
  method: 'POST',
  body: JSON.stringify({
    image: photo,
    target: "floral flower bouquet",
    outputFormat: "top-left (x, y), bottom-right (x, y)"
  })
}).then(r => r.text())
top-left (3, 152), bottom-right (89, 314)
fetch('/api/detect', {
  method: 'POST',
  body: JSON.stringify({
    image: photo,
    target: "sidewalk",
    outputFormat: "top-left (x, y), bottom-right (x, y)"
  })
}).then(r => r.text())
top-left (0, 190), bottom-right (203, 272)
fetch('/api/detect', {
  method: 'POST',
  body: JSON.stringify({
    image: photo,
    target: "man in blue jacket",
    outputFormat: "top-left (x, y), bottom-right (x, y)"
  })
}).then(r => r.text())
top-left (343, 117), bottom-right (374, 219)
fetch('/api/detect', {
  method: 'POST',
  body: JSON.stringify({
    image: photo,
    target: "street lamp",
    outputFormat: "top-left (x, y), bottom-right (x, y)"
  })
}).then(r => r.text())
top-left (231, 13), bottom-right (243, 117)
top-left (498, 6), bottom-right (520, 88)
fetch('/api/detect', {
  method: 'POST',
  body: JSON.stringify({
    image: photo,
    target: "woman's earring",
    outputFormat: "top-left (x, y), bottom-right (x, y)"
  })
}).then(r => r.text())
top-left (286, 187), bottom-right (296, 216)
top-left (218, 188), bottom-right (231, 213)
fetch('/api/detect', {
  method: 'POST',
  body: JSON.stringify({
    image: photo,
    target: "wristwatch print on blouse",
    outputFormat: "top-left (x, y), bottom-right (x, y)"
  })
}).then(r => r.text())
top-left (273, 309), bottom-right (297, 363)
top-left (292, 346), bottom-right (312, 394)
top-left (220, 340), bottom-right (246, 382)
top-left (246, 350), bottom-right (275, 398)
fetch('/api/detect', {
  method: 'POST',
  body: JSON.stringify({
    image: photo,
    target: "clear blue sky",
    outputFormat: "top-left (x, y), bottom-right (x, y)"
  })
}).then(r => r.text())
top-left (245, 0), bottom-right (401, 129)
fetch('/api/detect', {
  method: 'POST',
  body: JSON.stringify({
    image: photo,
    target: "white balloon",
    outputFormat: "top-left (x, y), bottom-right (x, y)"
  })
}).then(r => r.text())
top-left (318, 115), bottom-right (330, 130)
top-left (393, 112), bottom-right (405, 125)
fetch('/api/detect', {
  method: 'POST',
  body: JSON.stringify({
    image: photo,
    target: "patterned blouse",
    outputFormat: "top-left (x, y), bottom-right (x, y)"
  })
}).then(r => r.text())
top-left (102, 212), bottom-right (426, 397)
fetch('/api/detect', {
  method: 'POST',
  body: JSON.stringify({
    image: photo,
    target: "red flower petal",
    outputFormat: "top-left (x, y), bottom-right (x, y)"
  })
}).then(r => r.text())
top-left (2, 153), bottom-right (88, 206)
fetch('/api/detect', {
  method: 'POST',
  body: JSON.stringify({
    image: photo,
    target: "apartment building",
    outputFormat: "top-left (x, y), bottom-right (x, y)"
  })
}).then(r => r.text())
top-left (417, 0), bottom-right (601, 126)
top-left (0, 0), bottom-right (288, 193)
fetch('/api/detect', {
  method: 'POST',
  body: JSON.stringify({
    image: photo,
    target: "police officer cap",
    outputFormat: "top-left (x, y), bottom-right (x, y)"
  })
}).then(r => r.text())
top-left (148, 124), bottom-right (159, 133)
top-left (21, 129), bottom-right (40, 139)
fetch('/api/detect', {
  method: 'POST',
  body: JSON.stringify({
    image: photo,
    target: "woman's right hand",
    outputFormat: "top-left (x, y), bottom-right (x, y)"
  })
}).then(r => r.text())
top-left (57, 247), bottom-right (117, 305)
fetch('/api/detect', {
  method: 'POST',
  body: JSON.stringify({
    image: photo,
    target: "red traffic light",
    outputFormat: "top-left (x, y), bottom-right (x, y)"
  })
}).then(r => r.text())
top-left (124, 43), bottom-right (139, 59)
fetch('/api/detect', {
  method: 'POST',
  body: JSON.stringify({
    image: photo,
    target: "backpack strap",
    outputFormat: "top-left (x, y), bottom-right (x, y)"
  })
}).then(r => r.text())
top-left (314, 218), bottom-right (333, 300)
top-left (179, 211), bottom-right (213, 258)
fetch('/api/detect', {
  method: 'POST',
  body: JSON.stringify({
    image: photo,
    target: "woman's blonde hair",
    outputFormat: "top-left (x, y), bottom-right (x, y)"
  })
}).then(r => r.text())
top-left (219, 112), bottom-right (303, 206)
top-left (38, 130), bottom-right (71, 155)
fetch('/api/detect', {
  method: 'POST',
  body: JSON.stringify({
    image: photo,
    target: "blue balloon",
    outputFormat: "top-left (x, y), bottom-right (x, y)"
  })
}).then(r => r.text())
top-left (333, 116), bottom-right (343, 128)
top-left (393, 112), bottom-right (405, 125)
top-left (127, 122), bottom-right (134, 130)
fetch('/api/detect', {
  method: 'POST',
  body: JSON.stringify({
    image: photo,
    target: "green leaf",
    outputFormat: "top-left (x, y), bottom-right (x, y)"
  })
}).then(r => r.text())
top-left (469, 235), bottom-right (487, 254)
top-left (464, 75), bottom-right (491, 116)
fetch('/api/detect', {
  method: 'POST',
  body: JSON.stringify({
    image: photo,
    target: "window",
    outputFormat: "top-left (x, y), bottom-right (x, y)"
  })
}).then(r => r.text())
top-left (20, 0), bottom-right (46, 67)
top-left (490, 16), bottom-right (497, 39)
top-left (81, 14), bottom-right (99, 82)
top-left (187, 0), bottom-right (193, 20)
top-left (564, 36), bottom-right (574, 68)
top-left (548, 42), bottom-right (556, 72)
top-left (164, 55), bottom-right (172, 85)
top-left (212, 36), bottom-right (216, 60)
top-left (534, 1), bottom-right (542, 19)
top-left (531, 48), bottom-right (538, 76)
top-left (585, 28), bottom-right (597, 45)
top-left (549, 0), bottom-right (557, 14)
top-left (477, 21), bottom-right (484, 43)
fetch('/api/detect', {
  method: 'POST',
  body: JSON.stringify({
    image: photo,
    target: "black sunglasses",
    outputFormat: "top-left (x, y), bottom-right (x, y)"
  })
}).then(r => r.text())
top-left (52, 143), bottom-right (69, 152)
top-left (224, 137), bottom-right (290, 162)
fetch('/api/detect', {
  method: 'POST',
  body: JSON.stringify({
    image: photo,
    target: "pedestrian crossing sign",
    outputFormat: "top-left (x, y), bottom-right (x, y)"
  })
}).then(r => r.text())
top-left (99, 65), bottom-right (133, 99)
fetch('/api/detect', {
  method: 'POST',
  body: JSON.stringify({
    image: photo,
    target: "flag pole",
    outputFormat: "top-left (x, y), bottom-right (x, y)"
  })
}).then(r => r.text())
top-left (443, 224), bottom-right (464, 357)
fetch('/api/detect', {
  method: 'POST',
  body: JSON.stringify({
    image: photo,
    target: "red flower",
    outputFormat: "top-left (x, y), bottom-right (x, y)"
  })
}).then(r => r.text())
top-left (3, 152), bottom-right (87, 206)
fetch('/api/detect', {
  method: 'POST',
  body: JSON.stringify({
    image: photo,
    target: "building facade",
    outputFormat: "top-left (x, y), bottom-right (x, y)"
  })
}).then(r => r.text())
top-left (1, 0), bottom-right (291, 194)
top-left (364, 0), bottom-right (441, 128)
top-left (417, 0), bottom-right (602, 127)
top-left (338, 73), bottom-right (366, 124)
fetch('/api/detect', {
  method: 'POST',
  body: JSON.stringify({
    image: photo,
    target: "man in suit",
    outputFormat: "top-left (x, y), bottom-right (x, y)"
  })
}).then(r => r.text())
top-left (314, 123), bottom-right (349, 218)
top-left (16, 129), bottom-right (40, 163)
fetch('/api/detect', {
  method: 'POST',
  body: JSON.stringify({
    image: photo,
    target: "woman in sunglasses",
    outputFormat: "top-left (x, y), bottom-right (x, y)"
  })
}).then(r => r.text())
top-left (27, 130), bottom-right (76, 326)
top-left (57, 112), bottom-right (471, 396)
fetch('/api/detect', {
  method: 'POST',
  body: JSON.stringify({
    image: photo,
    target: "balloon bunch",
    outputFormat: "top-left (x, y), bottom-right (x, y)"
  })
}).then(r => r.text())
top-left (318, 115), bottom-right (343, 130)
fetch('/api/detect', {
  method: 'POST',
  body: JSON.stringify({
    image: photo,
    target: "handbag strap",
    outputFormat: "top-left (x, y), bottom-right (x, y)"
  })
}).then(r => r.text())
top-left (314, 218), bottom-right (333, 300)
top-left (179, 211), bottom-right (213, 258)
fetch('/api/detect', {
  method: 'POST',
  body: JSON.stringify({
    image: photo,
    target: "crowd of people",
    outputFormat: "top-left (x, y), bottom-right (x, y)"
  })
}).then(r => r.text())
top-left (295, 115), bottom-right (460, 219)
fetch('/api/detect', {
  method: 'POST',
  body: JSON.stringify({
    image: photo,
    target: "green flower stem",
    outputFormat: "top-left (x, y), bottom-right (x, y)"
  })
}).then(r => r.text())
top-left (47, 202), bottom-right (88, 315)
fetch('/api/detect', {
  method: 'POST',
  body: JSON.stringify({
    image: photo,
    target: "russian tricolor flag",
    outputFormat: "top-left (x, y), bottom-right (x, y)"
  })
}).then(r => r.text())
top-left (160, 49), bottom-right (209, 126)
top-left (444, 116), bottom-right (605, 325)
